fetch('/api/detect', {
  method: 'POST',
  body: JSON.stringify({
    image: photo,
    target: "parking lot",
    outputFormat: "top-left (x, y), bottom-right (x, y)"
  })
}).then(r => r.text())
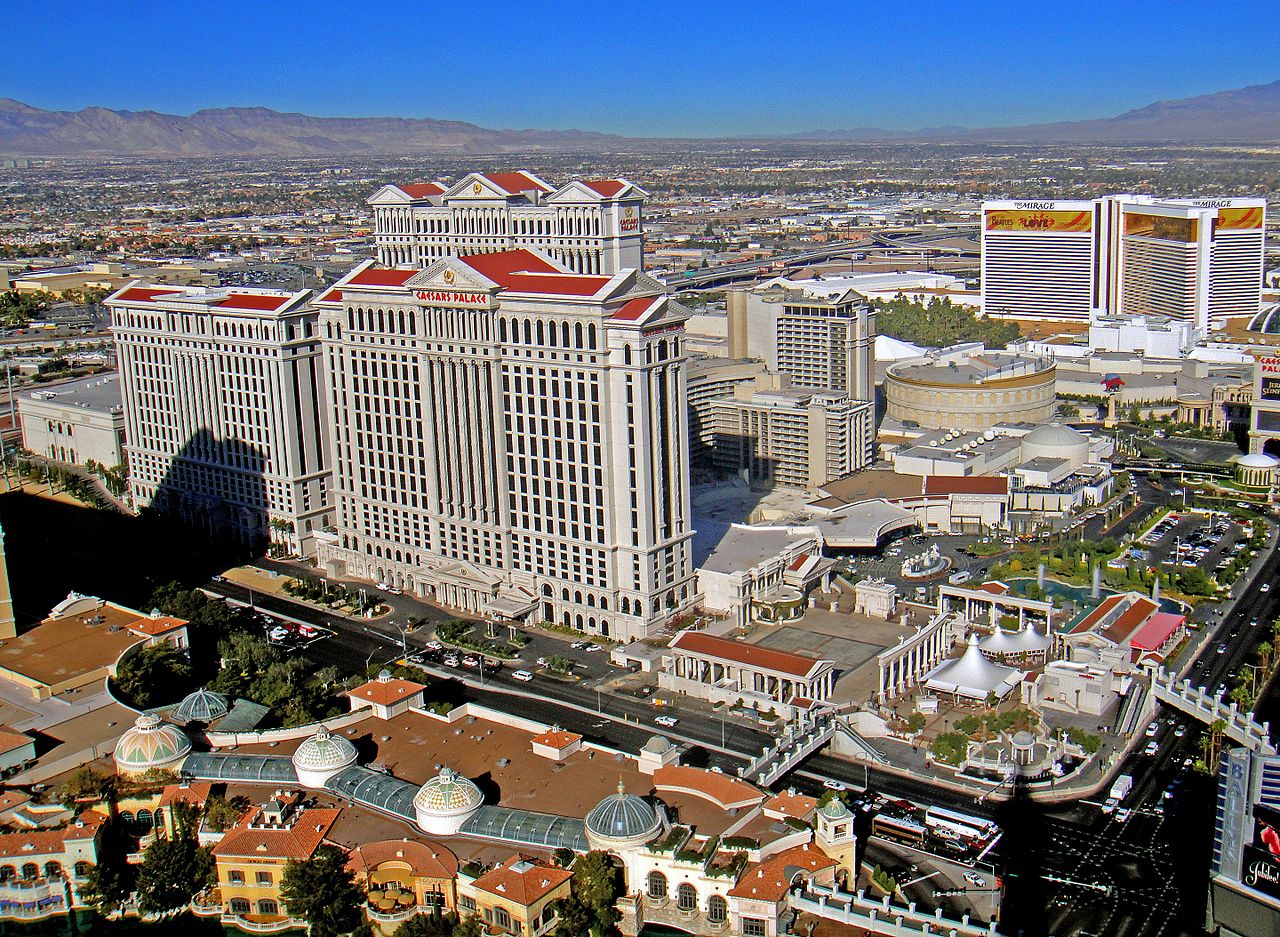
top-left (1132, 511), bottom-right (1245, 577)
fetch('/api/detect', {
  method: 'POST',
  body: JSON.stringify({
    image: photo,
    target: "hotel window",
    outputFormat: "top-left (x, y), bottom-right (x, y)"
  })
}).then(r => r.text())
top-left (256, 871), bottom-right (273, 886)
top-left (742, 918), bottom-right (766, 937)
top-left (228, 870), bottom-right (245, 884)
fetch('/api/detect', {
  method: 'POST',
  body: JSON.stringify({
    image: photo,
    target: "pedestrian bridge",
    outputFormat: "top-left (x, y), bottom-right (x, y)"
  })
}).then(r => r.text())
top-left (1149, 667), bottom-right (1276, 755)
top-left (739, 718), bottom-right (835, 786)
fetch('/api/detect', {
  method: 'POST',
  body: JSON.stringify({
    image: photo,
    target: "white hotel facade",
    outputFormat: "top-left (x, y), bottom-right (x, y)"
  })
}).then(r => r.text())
top-left (312, 249), bottom-right (695, 642)
top-left (369, 171), bottom-right (645, 276)
top-left (982, 195), bottom-right (1266, 331)
top-left (107, 285), bottom-right (332, 556)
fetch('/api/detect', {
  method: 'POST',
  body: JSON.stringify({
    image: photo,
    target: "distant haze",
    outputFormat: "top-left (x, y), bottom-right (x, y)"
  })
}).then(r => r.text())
top-left (1, 80), bottom-right (1278, 157)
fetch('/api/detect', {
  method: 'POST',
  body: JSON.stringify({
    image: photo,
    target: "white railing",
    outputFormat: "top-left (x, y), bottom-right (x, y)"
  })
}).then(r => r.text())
top-left (794, 884), bottom-right (1003, 937)
top-left (1150, 668), bottom-right (1276, 755)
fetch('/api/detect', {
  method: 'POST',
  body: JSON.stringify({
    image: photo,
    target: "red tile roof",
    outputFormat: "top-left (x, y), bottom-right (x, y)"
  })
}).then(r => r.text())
top-left (1103, 597), bottom-right (1158, 644)
top-left (762, 790), bottom-right (817, 820)
top-left (611, 296), bottom-right (659, 321)
top-left (669, 632), bottom-right (829, 679)
top-left (346, 268), bottom-right (419, 288)
top-left (459, 250), bottom-right (560, 281)
top-left (652, 766), bottom-right (764, 810)
top-left (397, 183), bottom-right (445, 198)
top-left (922, 475), bottom-right (1009, 496)
top-left (348, 676), bottom-right (426, 707)
top-left (113, 286), bottom-right (183, 304)
top-left (483, 172), bottom-right (549, 195)
top-left (216, 293), bottom-right (293, 312)
top-left (0, 725), bottom-right (31, 758)
top-left (727, 843), bottom-right (836, 902)
top-left (158, 782), bottom-right (212, 809)
top-left (787, 553), bottom-right (811, 573)
top-left (471, 856), bottom-right (572, 907)
top-left (128, 614), bottom-right (188, 636)
top-left (212, 806), bottom-right (340, 860)
top-left (0, 814), bottom-right (103, 859)
top-left (582, 180), bottom-right (627, 197)
top-left (529, 728), bottom-right (582, 751)
top-left (348, 839), bottom-right (457, 881)
top-left (500, 272), bottom-right (610, 297)
top-left (974, 581), bottom-right (1011, 595)
top-left (316, 288), bottom-right (343, 304)
top-left (1131, 611), bottom-right (1185, 652)
top-left (1070, 594), bottom-right (1124, 634)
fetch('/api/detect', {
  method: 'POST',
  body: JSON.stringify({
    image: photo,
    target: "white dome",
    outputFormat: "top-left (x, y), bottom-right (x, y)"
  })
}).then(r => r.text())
top-left (291, 728), bottom-right (358, 787)
top-left (413, 767), bottom-right (484, 835)
top-left (1238, 453), bottom-right (1279, 469)
top-left (1022, 423), bottom-right (1087, 449)
top-left (114, 713), bottom-right (192, 776)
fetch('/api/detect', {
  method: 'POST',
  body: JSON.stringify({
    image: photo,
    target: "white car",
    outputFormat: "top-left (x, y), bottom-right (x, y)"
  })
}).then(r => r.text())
top-left (512, 670), bottom-right (534, 682)
top-left (1115, 808), bottom-right (1132, 823)
top-left (963, 871), bottom-right (987, 887)
top-left (388, 587), bottom-right (403, 595)
top-left (654, 715), bottom-right (679, 727)
top-left (268, 627), bottom-right (289, 642)
top-left (424, 640), bottom-right (443, 651)
top-left (1144, 722), bottom-right (1158, 737)
top-left (375, 581), bottom-right (390, 591)
top-left (1262, 584), bottom-right (1272, 593)
top-left (822, 779), bottom-right (847, 791)
top-left (584, 643), bottom-right (604, 653)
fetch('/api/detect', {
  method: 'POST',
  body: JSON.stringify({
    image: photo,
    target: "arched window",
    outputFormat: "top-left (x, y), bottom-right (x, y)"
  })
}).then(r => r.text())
top-left (707, 894), bottom-right (727, 924)
top-left (561, 321), bottom-right (571, 346)
top-left (137, 808), bottom-right (152, 828)
top-left (536, 320), bottom-right (545, 345)
top-left (493, 907), bottom-right (511, 931)
top-left (623, 345), bottom-right (632, 365)
top-left (73, 862), bottom-right (91, 878)
top-left (647, 871), bottom-right (668, 900)
top-left (44, 862), bottom-right (62, 879)
top-left (258, 899), bottom-right (279, 916)
top-left (587, 323), bottom-right (597, 347)
top-left (0, 866), bottom-right (14, 882)
top-left (676, 883), bottom-right (697, 912)
top-left (21, 863), bottom-right (38, 880)
top-left (229, 898), bottom-right (251, 916)
top-left (498, 318), bottom-right (507, 342)
top-left (119, 810), bottom-right (134, 824)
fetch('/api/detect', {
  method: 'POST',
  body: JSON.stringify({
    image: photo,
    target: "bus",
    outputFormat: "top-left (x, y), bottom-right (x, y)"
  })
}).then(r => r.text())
top-left (871, 814), bottom-right (928, 848)
top-left (924, 806), bottom-right (998, 844)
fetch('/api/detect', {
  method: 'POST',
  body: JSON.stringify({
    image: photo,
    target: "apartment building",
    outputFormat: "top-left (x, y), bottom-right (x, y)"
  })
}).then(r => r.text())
top-left (107, 284), bottom-right (332, 556)
top-left (313, 249), bottom-right (695, 642)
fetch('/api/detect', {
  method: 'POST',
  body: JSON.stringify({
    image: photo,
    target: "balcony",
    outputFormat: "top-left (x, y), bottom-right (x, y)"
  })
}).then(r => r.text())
top-left (220, 912), bottom-right (309, 933)
top-left (190, 887), bottom-right (223, 918)
top-left (0, 879), bottom-right (67, 922)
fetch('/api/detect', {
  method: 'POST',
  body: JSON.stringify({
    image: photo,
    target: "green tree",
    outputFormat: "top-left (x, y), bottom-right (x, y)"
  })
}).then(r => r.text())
top-left (203, 795), bottom-right (249, 832)
top-left (394, 914), bottom-right (460, 937)
top-left (78, 820), bottom-right (137, 915)
top-left (280, 844), bottom-right (364, 937)
top-left (453, 917), bottom-right (483, 937)
top-left (135, 827), bottom-right (215, 914)
top-left (113, 642), bottom-right (192, 708)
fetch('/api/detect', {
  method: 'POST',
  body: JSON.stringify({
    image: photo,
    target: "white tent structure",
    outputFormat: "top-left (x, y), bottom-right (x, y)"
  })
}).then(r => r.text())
top-left (924, 634), bottom-right (1023, 701)
top-left (979, 622), bottom-right (1051, 664)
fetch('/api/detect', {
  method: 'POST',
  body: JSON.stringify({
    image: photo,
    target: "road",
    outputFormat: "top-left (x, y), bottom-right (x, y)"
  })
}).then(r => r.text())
top-left (205, 503), bottom-right (1277, 937)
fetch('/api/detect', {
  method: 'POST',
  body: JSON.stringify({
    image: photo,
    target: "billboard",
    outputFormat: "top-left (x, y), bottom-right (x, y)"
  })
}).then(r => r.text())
top-left (1259, 358), bottom-right (1280, 402)
top-left (1124, 212), bottom-right (1198, 242)
top-left (1215, 206), bottom-right (1265, 231)
top-left (1241, 846), bottom-right (1280, 900)
top-left (985, 209), bottom-right (1092, 233)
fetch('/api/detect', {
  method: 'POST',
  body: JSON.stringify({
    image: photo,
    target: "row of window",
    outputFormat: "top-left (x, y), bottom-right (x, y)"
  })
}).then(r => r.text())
top-left (645, 873), bottom-right (728, 922)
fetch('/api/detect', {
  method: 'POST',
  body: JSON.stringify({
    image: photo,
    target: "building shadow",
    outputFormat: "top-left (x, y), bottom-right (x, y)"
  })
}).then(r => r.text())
top-left (993, 775), bottom-right (1051, 937)
top-left (141, 428), bottom-right (270, 561)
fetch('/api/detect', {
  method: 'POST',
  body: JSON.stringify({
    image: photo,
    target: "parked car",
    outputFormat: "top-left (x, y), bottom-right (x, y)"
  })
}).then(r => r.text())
top-left (268, 627), bottom-right (290, 642)
top-left (443, 655), bottom-right (460, 667)
top-left (1144, 721), bottom-right (1158, 738)
top-left (375, 581), bottom-right (390, 590)
top-left (822, 779), bottom-right (847, 791)
top-left (963, 871), bottom-right (987, 887)
top-left (424, 640), bottom-right (443, 651)
top-left (512, 670), bottom-right (534, 682)
top-left (1144, 740), bottom-right (1159, 756)
top-left (461, 656), bottom-right (479, 668)
top-left (298, 624), bottom-right (319, 638)
top-left (654, 715), bottom-right (679, 727)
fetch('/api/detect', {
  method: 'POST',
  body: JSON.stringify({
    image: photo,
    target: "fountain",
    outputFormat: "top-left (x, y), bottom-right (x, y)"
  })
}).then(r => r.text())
top-left (900, 543), bottom-right (952, 580)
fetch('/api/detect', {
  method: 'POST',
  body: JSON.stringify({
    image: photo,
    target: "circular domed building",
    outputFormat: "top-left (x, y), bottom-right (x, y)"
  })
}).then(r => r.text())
top-left (291, 727), bottom-right (359, 787)
top-left (1235, 452), bottom-right (1279, 491)
top-left (585, 782), bottom-right (662, 851)
top-left (413, 767), bottom-right (484, 835)
top-left (113, 713), bottom-right (192, 776)
top-left (884, 352), bottom-right (1056, 431)
top-left (1020, 423), bottom-right (1090, 470)
top-left (173, 687), bottom-right (229, 725)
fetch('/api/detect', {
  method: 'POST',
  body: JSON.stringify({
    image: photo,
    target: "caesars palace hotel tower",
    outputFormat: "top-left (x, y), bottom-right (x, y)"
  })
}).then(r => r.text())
top-left (313, 247), bottom-right (696, 643)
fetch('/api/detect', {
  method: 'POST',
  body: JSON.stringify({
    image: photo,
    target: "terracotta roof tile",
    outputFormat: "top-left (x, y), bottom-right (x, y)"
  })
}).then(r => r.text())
top-left (728, 844), bottom-right (836, 902)
top-left (0, 814), bottom-right (103, 858)
top-left (347, 839), bottom-right (457, 880)
top-left (529, 729), bottom-right (582, 750)
top-left (212, 806), bottom-right (340, 860)
top-left (472, 856), bottom-right (571, 907)
top-left (669, 632), bottom-right (829, 679)
top-left (348, 677), bottom-right (426, 707)
top-left (397, 183), bottom-right (445, 198)
top-left (652, 766), bottom-right (764, 810)
top-left (157, 782), bottom-right (212, 809)
top-left (582, 180), bottom-right (628, 198)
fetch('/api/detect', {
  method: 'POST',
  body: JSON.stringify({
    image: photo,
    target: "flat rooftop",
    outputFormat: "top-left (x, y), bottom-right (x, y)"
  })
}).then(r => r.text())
top-left (0, 605), bottom-right (148, 688)
top-left (814, 470), bottom-right (924, 504)
top-left (694, 523), bottom-right (810, 575)
top-left (22, 374), bottom-right (123, 414)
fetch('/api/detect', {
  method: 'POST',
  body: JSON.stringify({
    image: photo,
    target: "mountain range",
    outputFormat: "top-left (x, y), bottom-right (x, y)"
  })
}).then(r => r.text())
top-left (1, 80), bottom-right (1277, 157)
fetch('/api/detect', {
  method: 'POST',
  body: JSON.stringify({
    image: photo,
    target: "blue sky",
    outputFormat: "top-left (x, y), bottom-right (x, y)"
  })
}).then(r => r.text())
top-left (4, 0), bottom-right (1276, 136)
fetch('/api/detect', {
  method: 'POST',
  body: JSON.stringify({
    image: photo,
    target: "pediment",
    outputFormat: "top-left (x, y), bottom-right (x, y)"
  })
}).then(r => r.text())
top-left (406, 257), bottom-right (499, 292)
